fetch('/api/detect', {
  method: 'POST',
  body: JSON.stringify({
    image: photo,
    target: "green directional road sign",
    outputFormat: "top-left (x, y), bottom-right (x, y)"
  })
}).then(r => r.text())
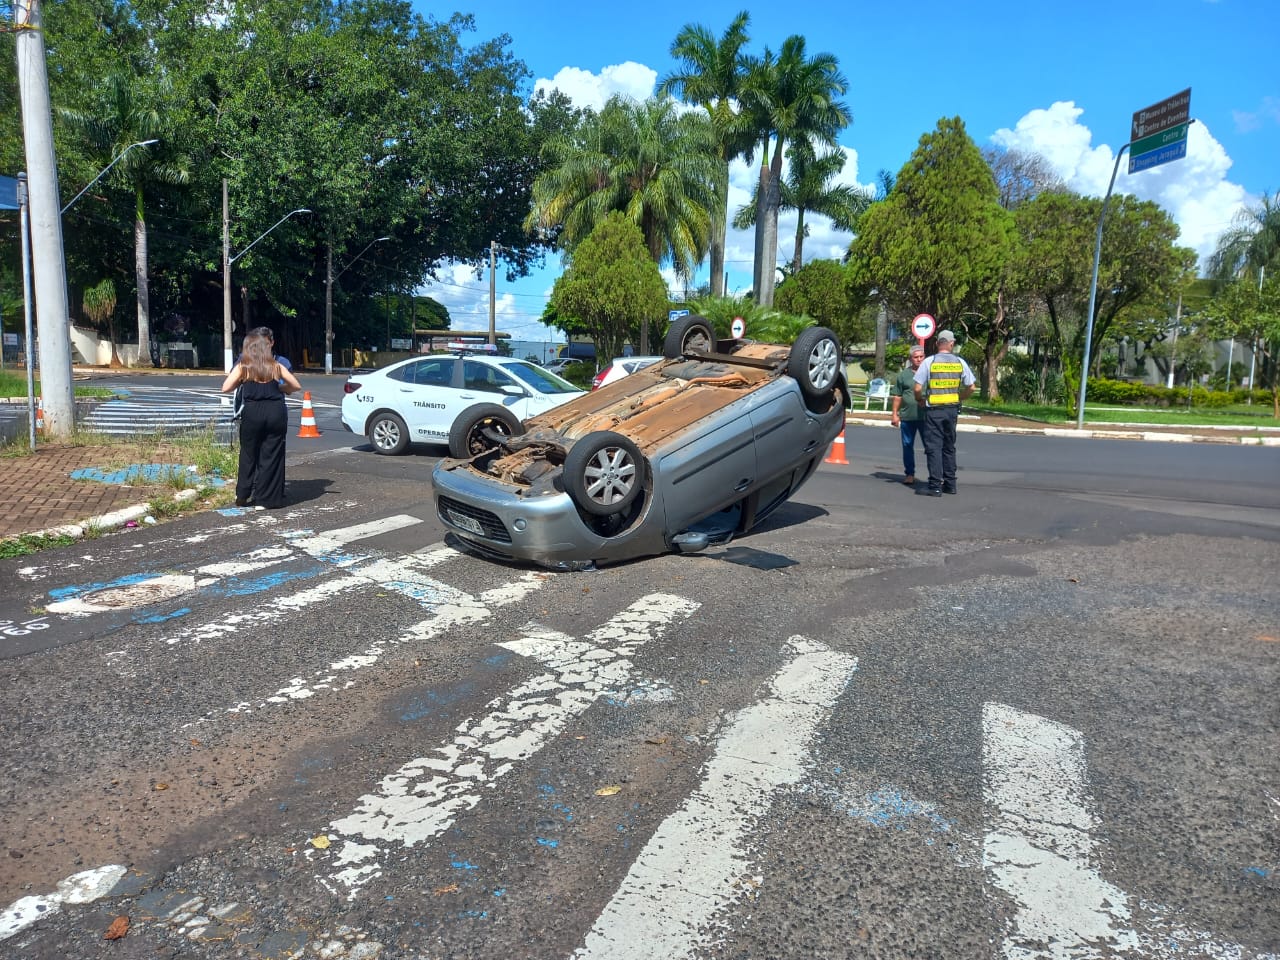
top-left (1128, 89), bottom-right (1191, 174)
top-left (1130, 122), bottom-right (1188, 159)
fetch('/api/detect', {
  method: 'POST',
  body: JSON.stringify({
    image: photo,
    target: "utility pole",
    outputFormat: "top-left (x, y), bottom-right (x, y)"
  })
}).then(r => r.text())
top-left (14, 0), bottom-right (74, 437)
top-left (222, 179), bottom-right (233, 371)
top-left (488, 240), bottom-right (497, 346)
top-left (325, 241), bottom-right (334, 375)
top-left (1166, 294), bottom-right (1181, 389)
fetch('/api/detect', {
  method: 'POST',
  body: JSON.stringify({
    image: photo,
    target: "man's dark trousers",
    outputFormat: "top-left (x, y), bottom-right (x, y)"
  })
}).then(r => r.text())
top-left (921, 405), bottom-right (959, 492)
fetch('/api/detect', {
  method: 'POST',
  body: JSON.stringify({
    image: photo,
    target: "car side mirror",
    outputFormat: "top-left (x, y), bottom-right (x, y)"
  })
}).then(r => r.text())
top-left (501, 384), bottom-right (527, 397)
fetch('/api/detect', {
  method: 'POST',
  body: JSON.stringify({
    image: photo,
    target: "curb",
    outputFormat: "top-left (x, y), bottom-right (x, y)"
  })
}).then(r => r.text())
top-left (844, 416), bottom-right (1280, 446)
top-left (14, 489), bottom-right (201, 544)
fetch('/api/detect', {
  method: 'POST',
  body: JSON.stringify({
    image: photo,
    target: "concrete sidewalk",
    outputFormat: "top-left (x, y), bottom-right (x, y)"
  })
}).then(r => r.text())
top-left (1, 410), bottom-right (1277, 547)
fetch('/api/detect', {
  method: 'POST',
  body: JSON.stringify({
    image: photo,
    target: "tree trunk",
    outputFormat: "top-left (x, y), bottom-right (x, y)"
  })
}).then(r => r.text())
top-left (873, 302), bottom-right (887, 378)
top-left (792, 208), bottom-right (805, 274)
top-left (133, 187), bottom-right (153, 367)
top-left (757, 144), bottom-right (785, 307)
top-left (710, 162), bottom-right (728, 297)
top-left (752, 155), bottom-right (769, 301)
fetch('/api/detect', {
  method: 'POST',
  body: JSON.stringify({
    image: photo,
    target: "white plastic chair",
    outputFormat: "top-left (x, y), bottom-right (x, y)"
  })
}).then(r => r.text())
top-left (863, 377), bottom-right (890, 411)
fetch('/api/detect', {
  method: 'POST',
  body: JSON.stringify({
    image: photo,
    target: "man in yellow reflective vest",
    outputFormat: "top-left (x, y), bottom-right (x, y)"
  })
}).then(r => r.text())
top-left (912, 329), bottom-right (976, 497)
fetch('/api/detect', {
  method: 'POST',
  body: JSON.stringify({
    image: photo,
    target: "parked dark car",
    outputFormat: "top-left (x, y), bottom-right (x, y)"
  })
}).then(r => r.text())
top-left (431, 316), bottom-right (851, 569)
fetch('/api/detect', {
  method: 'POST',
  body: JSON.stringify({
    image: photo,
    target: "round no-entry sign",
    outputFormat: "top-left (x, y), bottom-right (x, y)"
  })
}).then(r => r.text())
top-left (912, 313), bottom-right (936, 340)
top-left (731, 316), bottom-right (745, 339)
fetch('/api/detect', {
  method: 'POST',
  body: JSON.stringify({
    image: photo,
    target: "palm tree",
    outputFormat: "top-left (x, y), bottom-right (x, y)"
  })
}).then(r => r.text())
top-left (740, 36), bottom-right (851, 306)
top-left (657, 12), bottom-right (754, 297)
top-left (60, 73), bottom-right (189, 366)
top-left (733, 140), bottom-right (871, 272)
top-left (526, 96), bottom-right (718, 277)
top-left (1208, 190), bottom-right (1280, 283)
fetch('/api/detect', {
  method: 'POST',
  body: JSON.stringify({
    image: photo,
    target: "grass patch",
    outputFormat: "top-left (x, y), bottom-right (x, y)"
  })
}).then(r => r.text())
top-left (0, 370), bottom-right (116, 399)
top-left (966, 400), bottom-right (1280, 428)
top-left (0, 531), bottom-right (79, 559)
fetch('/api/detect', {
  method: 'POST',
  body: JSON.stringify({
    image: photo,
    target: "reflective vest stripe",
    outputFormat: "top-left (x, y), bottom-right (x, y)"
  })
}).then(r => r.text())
top-left (927, 359), bottom-right (963, 406)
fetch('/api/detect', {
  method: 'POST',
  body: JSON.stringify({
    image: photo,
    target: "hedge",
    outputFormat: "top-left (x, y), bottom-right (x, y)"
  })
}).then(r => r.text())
top-left (1084, 378), bottom-right (1273, 408)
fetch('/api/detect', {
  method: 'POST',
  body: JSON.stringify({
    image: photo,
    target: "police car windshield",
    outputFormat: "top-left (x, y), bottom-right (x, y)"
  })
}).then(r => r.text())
top-left (505, 361), bottom-right (579, 394)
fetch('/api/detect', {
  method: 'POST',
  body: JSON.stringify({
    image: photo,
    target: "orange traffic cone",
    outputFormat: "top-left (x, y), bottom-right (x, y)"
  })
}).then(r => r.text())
top-left (297, 391), bottom-right (322, 438)
top-left (823, 426), bottom-right (849, 465)
top-left (35, 400), bottom-right (45, 435)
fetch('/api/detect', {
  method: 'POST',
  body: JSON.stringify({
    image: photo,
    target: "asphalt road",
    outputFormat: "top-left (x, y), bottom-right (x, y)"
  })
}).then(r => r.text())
top-left (0, 427), bottom-right (1276, 959)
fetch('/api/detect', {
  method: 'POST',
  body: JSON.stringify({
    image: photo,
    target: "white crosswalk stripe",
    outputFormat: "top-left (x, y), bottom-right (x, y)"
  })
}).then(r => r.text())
top-left (575, 637), bottom-right (858, 959)
top-left (312, 593), bottom-right (699, 898)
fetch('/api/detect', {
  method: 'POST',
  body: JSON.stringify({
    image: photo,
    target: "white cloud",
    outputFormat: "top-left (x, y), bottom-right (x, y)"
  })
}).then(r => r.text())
top-left (533, 62), bottom-right (657, 112)
top-left (1233, 96), bottom-right (1280, 133)
top-left (991, 100), bottom-right (1251, 265)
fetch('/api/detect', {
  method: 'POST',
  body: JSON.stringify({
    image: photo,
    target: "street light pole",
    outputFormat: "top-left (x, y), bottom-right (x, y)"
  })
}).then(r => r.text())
top-left (325, 236), bottom-right (389, 375)
top-left (221, 193), bottom-right (310, 370)
top-left (1076, 142), bottom-right (1130, 429)
top-left (59, 139), bottom-right (157, 215)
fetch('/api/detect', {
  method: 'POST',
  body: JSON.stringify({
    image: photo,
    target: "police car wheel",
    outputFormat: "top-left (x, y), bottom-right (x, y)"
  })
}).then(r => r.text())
top-left (369, 412), bottom-right (409, 455)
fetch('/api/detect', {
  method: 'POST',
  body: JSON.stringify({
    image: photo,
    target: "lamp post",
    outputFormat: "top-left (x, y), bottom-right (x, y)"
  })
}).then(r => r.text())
top-left (60, 139), bottom-right (157, 216)
top-left (221, 180), bottom-right (309, 371)
top-left (325, 236), bottom-right (389, 375)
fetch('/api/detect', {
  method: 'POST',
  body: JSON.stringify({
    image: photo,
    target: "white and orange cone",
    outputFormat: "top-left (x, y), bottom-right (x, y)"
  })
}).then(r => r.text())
top-left (297, 391), bottom-right (322, 438)
top-left (823, 426), bottom-right (849, 465)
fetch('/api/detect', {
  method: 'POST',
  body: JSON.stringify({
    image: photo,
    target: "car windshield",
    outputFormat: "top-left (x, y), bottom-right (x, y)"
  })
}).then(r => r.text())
top-left (505, 361), bottom-right (579, 394)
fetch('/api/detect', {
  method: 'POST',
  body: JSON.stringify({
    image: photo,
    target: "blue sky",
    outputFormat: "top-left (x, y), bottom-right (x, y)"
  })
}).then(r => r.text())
top-left (414, 0), bottom-right (1279, 345)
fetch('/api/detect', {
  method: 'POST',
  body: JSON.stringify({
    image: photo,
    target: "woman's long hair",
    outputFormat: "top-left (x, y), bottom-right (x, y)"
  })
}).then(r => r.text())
top-left (241, 332), bottom-right (277, 382)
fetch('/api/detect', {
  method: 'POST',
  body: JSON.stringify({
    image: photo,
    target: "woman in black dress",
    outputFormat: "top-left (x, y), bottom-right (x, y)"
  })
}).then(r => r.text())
top-left (221, 328), bottom-right (302, 508)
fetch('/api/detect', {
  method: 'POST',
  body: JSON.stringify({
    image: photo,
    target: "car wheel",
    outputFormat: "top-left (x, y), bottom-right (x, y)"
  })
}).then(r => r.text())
top-left (663, 315), bottom-right (716, 359)
top-left (788, 327), bottom-right (841, 410)
top-left (447, 404), bottom-right (524, 459)
top-left (564, 431), bottom-right (645, 517)
top-left (369, 412), bottom-right (410, 455)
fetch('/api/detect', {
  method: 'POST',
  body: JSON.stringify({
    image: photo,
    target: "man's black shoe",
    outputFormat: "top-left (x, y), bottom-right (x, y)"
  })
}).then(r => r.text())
top-left (917, 487), bottom-right (942, 497)
top-left (942, 484), bottom-right (956, 494)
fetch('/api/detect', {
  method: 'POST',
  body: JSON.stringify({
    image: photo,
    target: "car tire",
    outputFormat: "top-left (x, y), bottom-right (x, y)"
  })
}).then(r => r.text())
top-left (564, 431), bottom-right (645, 517)
top-left (448, 404), bottom-right (524, 459)
top-left (663, 315), bottom-right (716, 359)
top-left (788, 327), bottom-right (842, 411)
top-left (369, 412), bottom-right (410, 455)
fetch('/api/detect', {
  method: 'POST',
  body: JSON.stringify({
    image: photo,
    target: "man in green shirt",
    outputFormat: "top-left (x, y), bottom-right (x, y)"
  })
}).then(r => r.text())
top-left (889, 343), bottom-right (925, 485)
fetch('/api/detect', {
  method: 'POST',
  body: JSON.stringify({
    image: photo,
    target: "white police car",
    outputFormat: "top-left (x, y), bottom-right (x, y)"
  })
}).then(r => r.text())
top-left (340, 344), bottom-right (585, 456)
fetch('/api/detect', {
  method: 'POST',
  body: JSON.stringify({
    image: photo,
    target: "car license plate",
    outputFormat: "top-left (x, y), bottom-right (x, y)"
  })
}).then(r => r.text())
top-left (447, 509), bottom-right (484, 536)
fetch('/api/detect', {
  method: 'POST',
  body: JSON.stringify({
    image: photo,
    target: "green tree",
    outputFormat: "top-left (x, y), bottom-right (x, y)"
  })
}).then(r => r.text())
top-left (82, 279), bottom-right (120, 367)
top-left (658, 11), bottom-right (754, 297)
top-left (527, 96), bottom-right (718, 277)
top-left (774, 259), bottom-right (868, 346)
top-left (739, 36), bottom-right (850, 306)
top-left (59, 73), bottom-right (190, 366)
top-left (1016, 190), bottom-right (1195, 409)
top-left (1208, 189), bottom-right (1280, 283)
top-left (549, 212), bottom-right (670, 364)
top-left (1203, 271), bottom-right (1280, 416)
top-left (849, 116), bottom-right (1014, 371)
top-left (734, 141), bottom-right (871, 273)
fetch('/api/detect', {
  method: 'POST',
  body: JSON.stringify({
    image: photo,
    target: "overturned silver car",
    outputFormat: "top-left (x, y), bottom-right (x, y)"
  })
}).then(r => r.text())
top-left (430, 316), bottom-right (851, 569)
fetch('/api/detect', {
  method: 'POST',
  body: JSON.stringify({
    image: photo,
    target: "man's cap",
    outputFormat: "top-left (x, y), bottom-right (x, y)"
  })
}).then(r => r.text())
top-left (936, 329), bottom-right (956, 343)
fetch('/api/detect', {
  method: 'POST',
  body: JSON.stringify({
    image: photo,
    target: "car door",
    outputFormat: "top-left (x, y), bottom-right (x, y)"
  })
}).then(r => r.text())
top-left (387, 357), bottom-right (457, 444)
top-left (461, 359), bottom-right (525, 416)
top-left (655, 403), bottom-right (758, 533)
